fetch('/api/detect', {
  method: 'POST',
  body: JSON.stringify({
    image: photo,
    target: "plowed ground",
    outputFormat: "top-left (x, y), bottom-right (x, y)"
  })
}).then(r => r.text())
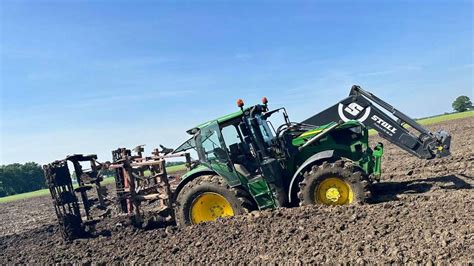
top-left (1, 117), bottom-right (473, 264)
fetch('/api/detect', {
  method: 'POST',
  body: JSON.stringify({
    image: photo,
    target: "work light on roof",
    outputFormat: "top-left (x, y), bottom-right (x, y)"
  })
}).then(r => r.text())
top-left (237, 99), bottom-right (244, 109)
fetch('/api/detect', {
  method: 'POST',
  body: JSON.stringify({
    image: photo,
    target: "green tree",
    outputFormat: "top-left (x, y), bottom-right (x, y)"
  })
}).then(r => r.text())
top-left (0, 162), bottom-right (46, 197)
top-left (452, 96), bottom-right (472, 112)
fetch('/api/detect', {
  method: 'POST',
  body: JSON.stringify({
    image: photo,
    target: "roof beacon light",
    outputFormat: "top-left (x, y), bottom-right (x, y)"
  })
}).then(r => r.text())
top-left (237, 99), bottom-right (245, 110)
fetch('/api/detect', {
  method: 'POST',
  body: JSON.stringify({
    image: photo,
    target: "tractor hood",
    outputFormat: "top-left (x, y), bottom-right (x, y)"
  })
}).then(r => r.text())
top-left (291, 120), bottom-right (363, 147)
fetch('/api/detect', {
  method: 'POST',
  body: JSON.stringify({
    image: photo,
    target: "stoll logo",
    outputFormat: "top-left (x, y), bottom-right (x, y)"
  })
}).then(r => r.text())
top-left (371, 115), bottom-right (397, 134)
top-left (338, 102), bottom-right (371, 122)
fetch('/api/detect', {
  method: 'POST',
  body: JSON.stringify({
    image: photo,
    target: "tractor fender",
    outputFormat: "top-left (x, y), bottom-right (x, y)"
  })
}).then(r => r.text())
top-left (287, 150), bottom-right (335, 203)
top-left (173, 166), bottom-right (216, 201)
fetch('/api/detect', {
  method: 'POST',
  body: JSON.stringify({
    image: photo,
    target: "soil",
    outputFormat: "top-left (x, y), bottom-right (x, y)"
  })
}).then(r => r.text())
top-left (1, 117), bottom-right (473, 264)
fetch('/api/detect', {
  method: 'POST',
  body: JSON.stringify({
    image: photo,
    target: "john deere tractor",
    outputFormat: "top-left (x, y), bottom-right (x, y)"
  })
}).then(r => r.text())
top-left (172, 85), bottom-right (451, 226)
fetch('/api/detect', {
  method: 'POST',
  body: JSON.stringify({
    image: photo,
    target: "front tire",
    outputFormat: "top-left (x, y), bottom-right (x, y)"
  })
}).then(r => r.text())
top-left (298, 160), bottom-right (371, 206)
top-left (175, 175), bottom-right (255, 226)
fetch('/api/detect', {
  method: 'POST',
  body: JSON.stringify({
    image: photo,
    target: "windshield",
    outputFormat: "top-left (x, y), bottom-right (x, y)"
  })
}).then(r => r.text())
top-left (173, 136), bottom-right (196, 153)
top-left (250, 114), bottom-right (274, 144)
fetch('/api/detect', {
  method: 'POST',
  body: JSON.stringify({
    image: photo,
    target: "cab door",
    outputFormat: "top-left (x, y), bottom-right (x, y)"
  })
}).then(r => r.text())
top-left (196, 121), bottom-right (241, 186)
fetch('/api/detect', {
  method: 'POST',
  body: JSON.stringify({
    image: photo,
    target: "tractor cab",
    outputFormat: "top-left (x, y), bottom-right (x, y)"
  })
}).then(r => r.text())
top-left (175, 98), bottom-right (292, 208)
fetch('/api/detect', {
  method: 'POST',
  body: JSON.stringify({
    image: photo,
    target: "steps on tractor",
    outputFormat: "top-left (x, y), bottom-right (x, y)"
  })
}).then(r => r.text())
top-left (247, 176), bottom-right (276, 209)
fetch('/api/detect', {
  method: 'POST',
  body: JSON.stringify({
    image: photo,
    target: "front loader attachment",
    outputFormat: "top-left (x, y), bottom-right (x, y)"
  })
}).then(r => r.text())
top-left (302, 85), bottom-right (451, 160)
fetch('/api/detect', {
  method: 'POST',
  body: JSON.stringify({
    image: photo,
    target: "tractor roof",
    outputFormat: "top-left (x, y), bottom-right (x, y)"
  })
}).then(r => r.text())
top-left (186, 106), bottom-right (254, 135)
top-left (175, 105), bottom-right (257, 153)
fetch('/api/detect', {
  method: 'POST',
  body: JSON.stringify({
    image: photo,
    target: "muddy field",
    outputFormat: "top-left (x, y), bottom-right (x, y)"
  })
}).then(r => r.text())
top-left (1, 118), bottom-right (473, 264)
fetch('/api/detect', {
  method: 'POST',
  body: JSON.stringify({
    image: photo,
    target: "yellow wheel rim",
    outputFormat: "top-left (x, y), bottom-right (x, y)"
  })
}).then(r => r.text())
top-left (316, 177), bottom-right (353, 205)
top-left (190, 192), bottom-right (234, 224)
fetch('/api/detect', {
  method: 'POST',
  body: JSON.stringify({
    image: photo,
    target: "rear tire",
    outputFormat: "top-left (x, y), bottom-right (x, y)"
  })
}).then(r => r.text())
top-left (175, 174), bottom-right (255, 226)
top-left (298, 160), bottom-right (371, 206)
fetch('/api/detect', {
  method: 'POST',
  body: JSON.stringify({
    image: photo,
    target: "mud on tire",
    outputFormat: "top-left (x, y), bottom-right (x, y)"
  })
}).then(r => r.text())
top-left (175, 174), bottom-right (256, 227)
top-left (297, 160), bottom-right (372, 206)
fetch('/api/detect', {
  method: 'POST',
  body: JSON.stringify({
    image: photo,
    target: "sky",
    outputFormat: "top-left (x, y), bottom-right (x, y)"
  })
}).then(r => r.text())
top-left (0, 0), bottom-right (472, 165)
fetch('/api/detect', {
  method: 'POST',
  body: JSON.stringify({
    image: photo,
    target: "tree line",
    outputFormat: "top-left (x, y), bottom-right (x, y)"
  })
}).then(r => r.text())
top-left (0, 160), bottom-right (186, 197)
top-left (166, 161), bottom-right (186, 167)
top-left (0, 162), bottom-right (46, 197)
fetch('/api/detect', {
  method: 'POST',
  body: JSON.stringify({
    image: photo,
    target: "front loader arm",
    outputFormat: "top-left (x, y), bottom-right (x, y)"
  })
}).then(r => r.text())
top-left (302, 85), bottom-right (451, 159)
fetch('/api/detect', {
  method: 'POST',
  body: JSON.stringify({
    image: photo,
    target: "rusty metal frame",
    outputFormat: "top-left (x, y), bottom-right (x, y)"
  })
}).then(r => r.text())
top-left (108, 146), bottom-right (191, 225)
top-left (43, 154), bottom-right (109, 240)
top-left (45, 144), bottom-right (192, 237)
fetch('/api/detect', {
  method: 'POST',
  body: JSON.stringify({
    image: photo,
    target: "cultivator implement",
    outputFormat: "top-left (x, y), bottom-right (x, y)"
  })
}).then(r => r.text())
top-left (107, 146), bottom-right (192, 225)
top-left (43, 154), bottom-right (109, 240)
top-left (44, 145), bottom-right (192, 240)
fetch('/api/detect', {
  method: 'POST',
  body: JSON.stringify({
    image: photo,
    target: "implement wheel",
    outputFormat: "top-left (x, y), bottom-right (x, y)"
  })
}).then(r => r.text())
top-left (175, 175), bottom-right (255, 226)
top-left (298, 160), bottom-right (371, 206)
top-left (60, 214), bottom-right (84, 241)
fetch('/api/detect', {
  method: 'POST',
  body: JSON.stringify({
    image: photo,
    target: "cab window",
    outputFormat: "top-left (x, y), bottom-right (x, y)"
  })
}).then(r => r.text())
top-left (200, 128), bottom-right (221, 161)
top-left (221, 125), bottom-right (243, 148)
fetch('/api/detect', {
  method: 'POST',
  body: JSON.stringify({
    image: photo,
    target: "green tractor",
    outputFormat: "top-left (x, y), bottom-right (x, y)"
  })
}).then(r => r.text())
top-left (172, 85), bottom-right (451, 226)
